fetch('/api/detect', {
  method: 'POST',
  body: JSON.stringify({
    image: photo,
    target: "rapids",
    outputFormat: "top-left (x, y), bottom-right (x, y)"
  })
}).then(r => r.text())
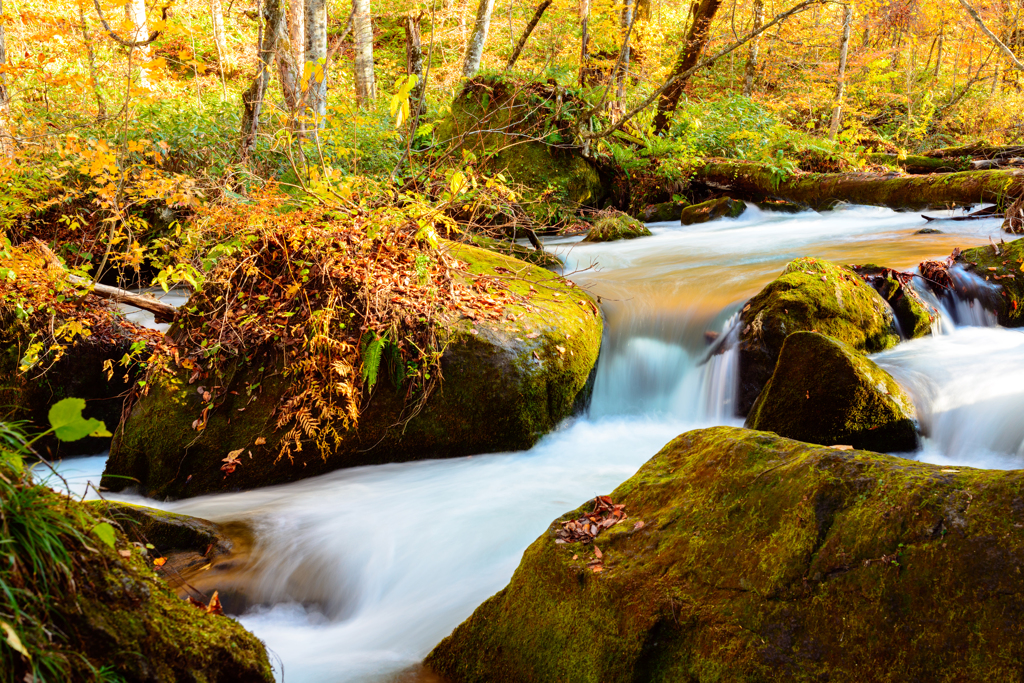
top-left (51, 203), bottom-right (1024, 682)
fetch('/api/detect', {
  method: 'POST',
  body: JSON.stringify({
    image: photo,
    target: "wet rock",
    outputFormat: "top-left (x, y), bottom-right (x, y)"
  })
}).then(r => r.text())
top-left (680, 197), bottom-right (746, 225)
top-left (756, 199), bottom-right (805, 214)
top-left (103, 241), bottom-right (603, 499)
top-left (745, 332), bottom-right (917, 452)
top-left (737, 257), bottom-right (900, 415)
top-left (956, 238), bottom-right (1024, 326)
top-left (849, 264), bottom-right (936, 339)
top-left (640, 201), bottom-right (686, 222)
top-left (468, 234), bottom-right (561, 268)
top-left (427, 426), bottom-right (1024, 683)
top-left (582, 211), bottom-right (652, 242)
top-left (915, 227), bottom-right (943, 234)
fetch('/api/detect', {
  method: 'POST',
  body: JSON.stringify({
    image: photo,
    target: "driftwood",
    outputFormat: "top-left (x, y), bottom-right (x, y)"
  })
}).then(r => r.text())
top-left (686, 161), bottom-right (1024, 212)
top-left (33, 239), bottom-right (178, 323)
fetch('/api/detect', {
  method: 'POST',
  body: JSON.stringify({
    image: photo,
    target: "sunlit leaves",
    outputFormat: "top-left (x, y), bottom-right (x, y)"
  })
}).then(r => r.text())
top-left (47, 398), bottom-right (111, 442)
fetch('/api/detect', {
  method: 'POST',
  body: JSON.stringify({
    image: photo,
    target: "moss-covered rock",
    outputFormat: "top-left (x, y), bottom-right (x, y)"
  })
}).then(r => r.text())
top-left (103, 240), bottom-right (602, 499)
top-left (745, 332), bottom-right (917, 452)
top-left (436, 77), bottom-right (605, 229)
top-left (956, 238), bottom-right (1024, 326)
top-left (679, 197), bottom-right (746, 225)
top-left (756, 199), bottom-right (805, 213)
top-left (427, 426), bottom-right (1024, 683)
top-left (639, 201), bottom-right (686, 222)
top-left (738, 257), bottom-right (900, 414)
top-left (582, 212), bottom-right (652, 242)
top-left (468, 233), bottom-right (561, 268)
top-left (849, 264), bottom-right (936, 339)
top-left (4, 477), bottom-right (272, 682)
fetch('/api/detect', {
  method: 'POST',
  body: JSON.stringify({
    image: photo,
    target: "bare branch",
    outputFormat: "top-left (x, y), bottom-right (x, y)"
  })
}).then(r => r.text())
top-left (957, 0), bottom-right (1024, 71)
top-left (92, 0), bottom-right (170, 48)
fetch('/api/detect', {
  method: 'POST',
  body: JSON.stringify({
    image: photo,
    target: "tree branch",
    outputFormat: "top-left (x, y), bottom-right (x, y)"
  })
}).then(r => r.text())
top-left (957, 0), bottom-right (1024, 71)
top-left (92, 0), bottom-right (170, 48)
top-left (580, 0), bottom-right (827, 140)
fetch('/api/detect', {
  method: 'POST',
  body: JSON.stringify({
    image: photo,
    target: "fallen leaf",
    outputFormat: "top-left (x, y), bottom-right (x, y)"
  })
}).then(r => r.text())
top-left (118, 549), bottom-right (132, 558)
top-left (525, 332), bottom-right (540, 339)
top-left (829, 445), bottom-right (854, 450)
top-left (0, 621), bottom-right (29, 659)
top-left (633, 520), bottom-right (645, 531)
top-left (153, 557), bottom-right (167, 567)
top-left (593, 545), bottom-right (603, 559)
top-left (254, 437), bottom-right (266, 446)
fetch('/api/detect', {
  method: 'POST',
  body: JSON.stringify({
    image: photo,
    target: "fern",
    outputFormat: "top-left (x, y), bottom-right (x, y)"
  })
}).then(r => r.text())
top-left (361, 333), bottom-right (387, 390)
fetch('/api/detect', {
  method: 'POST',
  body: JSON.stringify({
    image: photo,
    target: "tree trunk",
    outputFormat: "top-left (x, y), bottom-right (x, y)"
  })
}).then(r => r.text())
top-left (304, 0), bottom-right (328, 126)
top-left (827, 4), bottom-right (852, 139)
top-left (934, 30), bottom-right (943, 78)
top-left (579, 0), bottom-right (589, 86)
top-left (0, 0), bottom-right (10, 158)
top-left (76, 0), bottom-right (106, 119)
top-left (652, 0), bottom-right (724, 132)
top-left (507, 0), bottom-right (553, 68)
top-left (405, 13), bottom-right (424, 115)
top-left (353, 0), bottom-right (376, 106)
top-left (126, 0), bottom-right (150, 86)
top-left (241, 0), bottom-right (286, 156)
top-left (211, 0), bottom-right (229, 66)
top-left (276, 24), bottom-right (302, 111)
top-left (462, 0), bottom-right (497, 78)
top-left (287, 0), bottom-right (304, 71)
top-left (615, 0), bottom-right (633, 108)
top-left (687, 160), bottom-right (1024, 211)
top-left (742, 0), bottom-right (763, 96)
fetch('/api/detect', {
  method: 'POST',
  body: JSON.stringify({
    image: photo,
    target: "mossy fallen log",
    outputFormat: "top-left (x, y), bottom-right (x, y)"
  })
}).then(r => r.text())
top-left (923, 143), bottom-right (1024, 160)
top-left (688, 160), bottom-right (1024, 211)
top-left (866, 153), bottom-right (973, 174)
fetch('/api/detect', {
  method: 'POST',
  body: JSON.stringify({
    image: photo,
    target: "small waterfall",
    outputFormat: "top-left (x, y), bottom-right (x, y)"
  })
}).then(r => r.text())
top-left (913, 265), bottom-right (999, 330)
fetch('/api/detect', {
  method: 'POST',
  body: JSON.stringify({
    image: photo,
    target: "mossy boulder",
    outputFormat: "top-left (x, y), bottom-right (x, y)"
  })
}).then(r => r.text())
top-left (427, 426), bottom-right (1024, 683)
top-left (957, 238), bottom-right (1024, 326)
top-left (103, 241), bottom-right (602, 499)
top-left (6, 478), bottom-right (272, 682)
top-left (745, 332), bottom-right (917, 452)
top-left (849, 264), bottom-right (936, 339)
top-left (679, 197), bottom-right (746, 225)
top-left (582, 212), bottom-right (652, 242)
top-left (639, 201), bottom-right (686, 222)
top-left (756, 199), bottom-right (805, 213)
top-left (436, 77), bottom-right (605, 229)
top-left (738, 257), bottom-right (900, 414)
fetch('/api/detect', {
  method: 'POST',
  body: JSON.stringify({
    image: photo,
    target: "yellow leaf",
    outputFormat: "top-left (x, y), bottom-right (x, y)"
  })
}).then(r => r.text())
top-left (0, 621), bottom-right (29, 659)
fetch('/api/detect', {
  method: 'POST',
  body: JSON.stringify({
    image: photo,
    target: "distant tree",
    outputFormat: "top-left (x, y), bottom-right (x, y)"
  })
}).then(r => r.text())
top-left (304, 0), bottom-right (328, 126)
top-left (0, 0), bottom-right (9, 158)
top-left (462, 0), bottom-right (497, 78)
top-left (353, 0), bottom-right (376, 106)
top-left (242, 0), bottom-right (286, 155)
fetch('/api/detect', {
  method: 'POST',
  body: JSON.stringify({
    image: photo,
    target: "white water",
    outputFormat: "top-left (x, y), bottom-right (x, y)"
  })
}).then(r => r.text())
top-left (52, 203), bottom-right (1022, 682)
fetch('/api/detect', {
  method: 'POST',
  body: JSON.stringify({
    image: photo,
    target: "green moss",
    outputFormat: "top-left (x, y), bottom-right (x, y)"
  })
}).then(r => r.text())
top-left (639, 201), bottom-right (686, 222)
top-left (738, 257), bottom-right (900, 414)
top-left (957, 238), bottom-right (1024, 326)
top-left (582, 212), bottom-right (652, 242)
top-left (428, 426), bottom-right (1024, 682)
top-left (848, 264), bottom-right (935, 339)
top-left (745, 332), bottom-right (917, 452)
top-left (104, 240), bottom-right (602, 499)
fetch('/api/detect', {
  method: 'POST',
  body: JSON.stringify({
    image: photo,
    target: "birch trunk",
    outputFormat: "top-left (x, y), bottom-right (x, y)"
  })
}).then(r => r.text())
top-left (405, 13), bottom-right (424, 115)
top-left (241, 0), bottom-right (286, 155)
top-left (462, 0), bottom-right (497, 78)
top-left (288, 0), bottom-right (304, 71)
top-left (126, 0), bottom-right (150, 86)
top-left (742, 0), bottom-right (763, 96)
top-left (0, 0), bottom-right (10, 158)
top-left (276, 26), bottom-right (302, 111)
top-left (353, 0), bottom-right (376, 106)
top-left (304, 0), bottom-right (328, 126)
top-left (579, 0), bottom-right (589, 86)
top-left (77, 0), bottom-right (106, 119)
top-left (827, 4), bottom-right (852, 140)
top-left (615, 0), bottom-right (633, 107)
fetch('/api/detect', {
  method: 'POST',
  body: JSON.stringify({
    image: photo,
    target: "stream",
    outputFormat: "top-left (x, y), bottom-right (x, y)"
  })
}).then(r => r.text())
top-left (52, 203), bottom-right (1022, 682)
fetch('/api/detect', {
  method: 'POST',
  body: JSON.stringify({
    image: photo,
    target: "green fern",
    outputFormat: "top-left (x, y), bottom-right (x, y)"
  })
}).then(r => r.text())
top-left (361, 333), bottom-right (387, 390)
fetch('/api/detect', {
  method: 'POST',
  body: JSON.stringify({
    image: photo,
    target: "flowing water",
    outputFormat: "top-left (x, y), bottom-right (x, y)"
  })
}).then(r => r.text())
top-left (52, 203), bottom-right (1024, 682)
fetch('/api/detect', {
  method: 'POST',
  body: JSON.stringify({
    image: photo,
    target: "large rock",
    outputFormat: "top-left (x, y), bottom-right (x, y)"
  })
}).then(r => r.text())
top-left (745, 332), bottom-right (917, 452)
top-left (6, 467), bottom-right (272, 682)
top-left (427, 427), bottom-right (1024, 682)
top-left (582, 211), bottom-right (652, 242)
top-left (103, 242), bottom-right (602, 499)
top-left (639, 201), bottom-right (686, 222)
top-left (957, 238), bottom-right (1024, 326)
top-left (738, 257), bottom-right (900, 414)
top-left (849, 264), bottom-right (935, 339)
top-left (679, 197), bottom-right (746, 225)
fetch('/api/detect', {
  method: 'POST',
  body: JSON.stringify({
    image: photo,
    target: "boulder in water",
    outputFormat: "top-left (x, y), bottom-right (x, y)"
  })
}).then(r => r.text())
top-left (680, 197), bottom-right (746, 225)
top-left (427, 426), bottom-right (1024, 682)
top-left (738, 257), bottom-right (900, 414)
top-left (640, 201), bottom-right (686, 222)
top-left (582, 211), bottom-right (652, 242)
top-left (103, 241), bottom-right (602, 499)
top-left (745, 332), bottom-right (917, 452)
top-left (849, 263), bottom-right (936, 339)
top-left (957, 239), bottom-right (1024, 326)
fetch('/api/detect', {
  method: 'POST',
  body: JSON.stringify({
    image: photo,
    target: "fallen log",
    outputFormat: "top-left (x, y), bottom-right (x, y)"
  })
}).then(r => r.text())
top-left (867, 153), bottom-right (972, 174)
top-left (686, 160), bottom-right (1024, 212)
top-left (922, 143), bottom-right (1024, 160)
top-left (33, 238), bottom-right (179, 323)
